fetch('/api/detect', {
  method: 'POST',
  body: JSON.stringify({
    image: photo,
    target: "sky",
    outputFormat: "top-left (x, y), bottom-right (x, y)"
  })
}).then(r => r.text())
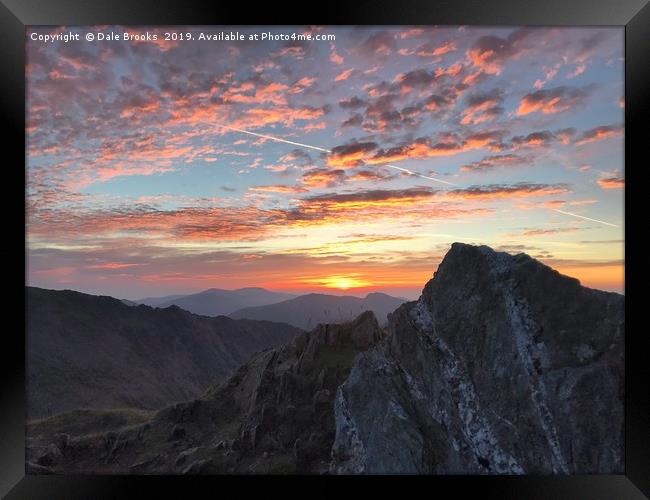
top-left (26, 26), bottom-right (624, 300)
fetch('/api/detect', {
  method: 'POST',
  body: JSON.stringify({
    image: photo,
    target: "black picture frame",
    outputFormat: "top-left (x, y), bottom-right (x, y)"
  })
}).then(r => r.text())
top-left (2, 0), bottom-right (647, 497)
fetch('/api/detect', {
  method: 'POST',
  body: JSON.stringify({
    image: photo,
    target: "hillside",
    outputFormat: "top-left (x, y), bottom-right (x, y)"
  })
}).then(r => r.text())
top-left (26, 287), bottom-right (302, 419)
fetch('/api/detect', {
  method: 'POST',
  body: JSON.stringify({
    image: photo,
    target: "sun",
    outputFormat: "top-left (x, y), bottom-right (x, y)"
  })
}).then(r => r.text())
top-left (330, 277), bottom-right (354, 290)
top-left (317, 275), bottom-right (372, 290)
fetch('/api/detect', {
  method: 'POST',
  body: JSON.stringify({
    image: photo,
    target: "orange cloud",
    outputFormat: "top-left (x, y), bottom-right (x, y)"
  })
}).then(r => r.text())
top-left (327, 132), bottom-right (505, 168)
top-left (597, 177), bottom-right (624, 189)
top-left (575, 124), bottom-right (623, 145)
top-left (461, 89), bottom-right (503, 125)
top-left (461, 154), bottom-right (532, 172)
top-left (249, 184), bottom-right (308, 194)
top-left (223, 82), bottom-right (289, 106)
top-left (327, 142), bottom-right (378, 168)
top-left (448, 183), bottom-right (571, 200)
top-left (517, 86), bottom-right (591, 116)
top-left (330, 43), bottom-right (344, 65)
top-left (418, 41), bottom-right (456, 57)
top-left (335, 69), bottom-right (355, 82)
top-left (302, 169), bottom-right (346, 188)
top-left (87, 262), bottom-right (143, 270)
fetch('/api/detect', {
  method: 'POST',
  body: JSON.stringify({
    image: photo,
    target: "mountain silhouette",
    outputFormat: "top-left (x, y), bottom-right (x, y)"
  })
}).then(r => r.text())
top-left (135, 287), bottom-right (296, 316)
top-left (229, 292), bottom-right (406, 329)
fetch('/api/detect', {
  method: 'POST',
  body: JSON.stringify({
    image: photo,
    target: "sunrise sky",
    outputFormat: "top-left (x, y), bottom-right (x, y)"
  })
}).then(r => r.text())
top-left (26, 26), bottom-right (624, 300)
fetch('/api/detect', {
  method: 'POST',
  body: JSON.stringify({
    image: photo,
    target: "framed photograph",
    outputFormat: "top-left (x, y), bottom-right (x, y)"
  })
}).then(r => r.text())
top-left (2, 0), bottom-right (647, 497)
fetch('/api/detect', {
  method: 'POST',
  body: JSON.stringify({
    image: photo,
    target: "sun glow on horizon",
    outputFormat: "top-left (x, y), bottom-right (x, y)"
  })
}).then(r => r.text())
top-left (304, 275), bottom-right (373, 290)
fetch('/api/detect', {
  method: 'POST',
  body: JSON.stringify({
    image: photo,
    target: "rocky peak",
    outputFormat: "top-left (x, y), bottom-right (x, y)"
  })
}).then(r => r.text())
top-left (332, 243), bottom-right (624, 474)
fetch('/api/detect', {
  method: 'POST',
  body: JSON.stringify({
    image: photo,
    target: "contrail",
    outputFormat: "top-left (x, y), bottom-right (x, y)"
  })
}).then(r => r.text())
top-left (214, 122), bottom-right (457, 186)
top-left (552, 209), bottom-right (620, 228)
top-left (215, 123), bottom-right (331, 153)
top-left (384, 164), bottom-right (457, 186)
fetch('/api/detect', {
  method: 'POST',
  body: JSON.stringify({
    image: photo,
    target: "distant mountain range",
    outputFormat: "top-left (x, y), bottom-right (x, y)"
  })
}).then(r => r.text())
top-left (134, 287), bottom-right (297, 316)
top-left (131, 287), bottom-right (407, 329)
top-left (229, 292), bottom-right (406, 330)
top-left (26, 287), bottom-right (302, 419)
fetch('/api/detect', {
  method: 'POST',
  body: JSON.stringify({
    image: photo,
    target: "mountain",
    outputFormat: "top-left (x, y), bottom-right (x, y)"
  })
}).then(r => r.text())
top-left (136, 288), bottom-right (297, 317)
top-left (230, 292), bottom-right (406, 329)
top-left (331, 243), bottom-right (624, 474)
top-left (26, 244), bottom-right (624, 474)
top-left (26, 287), bottom-right (302, 419)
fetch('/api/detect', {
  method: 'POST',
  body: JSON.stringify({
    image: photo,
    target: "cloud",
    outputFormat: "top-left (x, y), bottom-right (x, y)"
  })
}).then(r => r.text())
top-left (347, 169), bottom-right (397, 182)
top-left (517, 85), bottom-right (593, 115)
top-left (461, 153), bottom-right (532, 172)
top-left (362, 93), bottom-right (420, 132)
top-left (400, 41), bottom-right (456, 57)
top-left (229, 105), bottom-right (330, 130)
top-left (467, 28), bottom-right (531, 75)
top-left (339, 96), bottom-right (367, 109)
top-left (357, 31), bottom-right (396, 57)
top-left (327, 141), bottom-right (379, 168)
top-left (329, 43), bottom-right (344, 65)
top-left (448, 182), bottom-right (571, 200)
top-left (515, 200), bottom-right (569, 210)
top-left (335, 68), bottom-right (355, 82)
top-left (222, 81), bottom-right (290, 106)
top-left (575, 124), bottom-right (623, 145)
top-left (461, 89), bottom-right (504, 125)
top-left (513, 227), bottom-right (580, 237)
top-left (249, 184), bottom-right (309, 194)
top-left (294, 187), bottom-right (496, 232)
top-left (422, 93), bottom-right (456, 111)
top-left (510, 128), bottom-right (576, 149)
top-left (399, 28), bottom-right (425, 39)
top-left (290, 187), bottom-right (493, 224)
top-left (301, 187), bottom-right (436, 206)
top-left (396, 69), bottom-right (439, 92)
top-left (87, 262), bottom-right (144, 270)
top-left (597, 176), bottom-right (624, 189)
top-left (28, 204), bottom-right (290, 243)
top-left (341, 113), bottom-right (364, 128)
top-left (301, 168), bottom-right (347, 188)
top-left (289, 77), bottom-right (316, 94)
top-left (280, 149), bottom-right (312, 165)
top-left (340, 130), bottom-right (507, 165)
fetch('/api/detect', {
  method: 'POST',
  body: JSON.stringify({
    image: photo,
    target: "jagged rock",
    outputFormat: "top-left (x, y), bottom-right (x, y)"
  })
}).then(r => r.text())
top-left (136, 422), bottom-right (151, 441)
top-left (53, 433), bottom-right (70, 451)
top-left (181, 458), bottom-right (213, 474)
top-left (174, 447), bottom-right (200, 468)
top-left (36, 443), bottom-right (63, 467)
top-left (26, 461), bottom-right (53, 474)
top-left (330, 243), bottom-right (624, 474)
top-left (169, 425), bottom-right (186, 441)
top-left (129, 454), bottom-right (162, 471)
